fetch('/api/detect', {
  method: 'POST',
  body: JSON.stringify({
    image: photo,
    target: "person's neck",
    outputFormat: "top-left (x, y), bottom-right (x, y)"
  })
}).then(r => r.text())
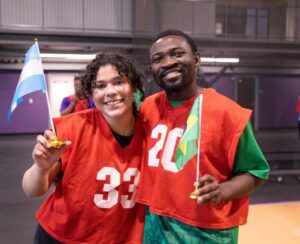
top-left (166, 83), bottom-right (203, 101)
top-left (107, 113), bottom-right (136, 136)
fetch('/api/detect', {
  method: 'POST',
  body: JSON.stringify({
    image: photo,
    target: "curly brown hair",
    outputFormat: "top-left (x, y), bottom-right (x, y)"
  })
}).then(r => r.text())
top-left (81, 50), bottom-right (145, 115)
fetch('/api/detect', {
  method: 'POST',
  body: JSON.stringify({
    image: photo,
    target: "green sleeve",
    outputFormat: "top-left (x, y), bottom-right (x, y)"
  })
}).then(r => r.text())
top-left (233, 122), bottom-right (270, 179)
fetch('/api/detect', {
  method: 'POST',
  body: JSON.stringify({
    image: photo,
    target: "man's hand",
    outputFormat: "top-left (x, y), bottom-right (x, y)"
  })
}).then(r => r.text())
top-left (195, 174), bottom-right (223, 205)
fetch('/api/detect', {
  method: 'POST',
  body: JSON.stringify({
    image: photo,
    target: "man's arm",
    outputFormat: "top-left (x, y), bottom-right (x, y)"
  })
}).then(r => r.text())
top-left (195, 173), bottom-right (264, 204)
top-left (195, 121), bottom-right (269, 204)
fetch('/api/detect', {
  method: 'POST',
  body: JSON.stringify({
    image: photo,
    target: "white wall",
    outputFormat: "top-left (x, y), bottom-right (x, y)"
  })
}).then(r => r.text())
top-left (48, 73), bottom-right (75, 118)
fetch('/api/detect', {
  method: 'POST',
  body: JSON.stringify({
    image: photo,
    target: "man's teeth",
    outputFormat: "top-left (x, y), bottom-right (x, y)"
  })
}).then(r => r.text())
top-left (165, 71), bottom-right (180, 79)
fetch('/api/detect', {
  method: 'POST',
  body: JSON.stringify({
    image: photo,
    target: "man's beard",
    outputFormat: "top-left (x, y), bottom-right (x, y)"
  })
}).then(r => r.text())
top-left (155, 75), bottom-right (186, 93)
top-left (160, 82), bottom-right (183, 93)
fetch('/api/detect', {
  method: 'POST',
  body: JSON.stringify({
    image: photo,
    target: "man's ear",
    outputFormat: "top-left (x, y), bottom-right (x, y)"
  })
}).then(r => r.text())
top-left (194, 51), bottom-right (201, 66)
top-left (148, 65), bottom-right (152, 71)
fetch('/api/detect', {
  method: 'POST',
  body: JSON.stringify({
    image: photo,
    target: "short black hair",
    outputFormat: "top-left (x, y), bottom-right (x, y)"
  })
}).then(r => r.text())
top-left (151, 29), bottom-right (198, 53)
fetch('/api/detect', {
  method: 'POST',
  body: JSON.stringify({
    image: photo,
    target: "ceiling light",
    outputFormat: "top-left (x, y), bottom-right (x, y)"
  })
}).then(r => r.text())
top-left (201, 57), bottom-right (239, 63)
top-left (40, 53), bottom-right (96, 60)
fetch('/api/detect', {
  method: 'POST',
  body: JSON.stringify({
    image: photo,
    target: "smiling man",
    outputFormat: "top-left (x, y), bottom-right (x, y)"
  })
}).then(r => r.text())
top-left (136, 29), bottom-right (270, 244)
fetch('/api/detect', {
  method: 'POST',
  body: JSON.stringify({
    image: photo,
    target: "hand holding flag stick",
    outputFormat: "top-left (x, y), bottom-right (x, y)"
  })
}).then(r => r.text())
top-left (49, 134), bottom-right (65, 148)
top-left (189, 182), bottom-right (199, 199)
top-left (174, 94), bottom-right (203, 200)
top-left (7, 39), bottom-right (65, 148)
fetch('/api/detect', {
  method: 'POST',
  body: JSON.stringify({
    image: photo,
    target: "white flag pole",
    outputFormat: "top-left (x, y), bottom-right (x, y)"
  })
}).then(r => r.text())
top-left (189, 93), bottom-right (203, 200)
top-left (34, 39), bottom-right (57, 135)
top-left (195, 94), bottom-right (203, 182)
top-left (44, 88), bottom-right (56, 134)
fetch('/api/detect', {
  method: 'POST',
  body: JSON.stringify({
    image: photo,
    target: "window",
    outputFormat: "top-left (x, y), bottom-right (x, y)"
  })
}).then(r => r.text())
top-left (247, 8), bottom-right (268, 39)
top-left (216, 5), bottom-right (247, 37)
top-left (216, 5), bottom-right (268, 39)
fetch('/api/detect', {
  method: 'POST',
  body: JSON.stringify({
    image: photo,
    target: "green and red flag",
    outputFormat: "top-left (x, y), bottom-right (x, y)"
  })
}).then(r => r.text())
top-left (175, 95), bottom-right (202, 171)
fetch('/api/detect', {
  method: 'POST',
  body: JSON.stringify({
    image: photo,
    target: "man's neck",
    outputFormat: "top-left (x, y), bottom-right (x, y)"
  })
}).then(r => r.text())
top-left (166, 84), bottom-right (203, 101)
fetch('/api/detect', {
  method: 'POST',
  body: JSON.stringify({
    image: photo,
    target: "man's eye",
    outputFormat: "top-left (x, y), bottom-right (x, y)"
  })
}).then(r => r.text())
top-left (151, 56), bottom-right (162, 64)
top-left (174, 51), bottom-right (184, 57)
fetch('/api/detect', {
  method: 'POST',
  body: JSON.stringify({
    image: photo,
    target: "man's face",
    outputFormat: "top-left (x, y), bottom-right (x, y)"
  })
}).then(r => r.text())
top-left (149, 35), bottom-right (200, 93)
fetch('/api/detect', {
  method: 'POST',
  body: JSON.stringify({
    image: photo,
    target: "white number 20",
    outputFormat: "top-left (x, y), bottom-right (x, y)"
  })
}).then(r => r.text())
top-left (148, 124), bottom-right (183, 172)
top-left (93, 167), bottom-right (140, 209)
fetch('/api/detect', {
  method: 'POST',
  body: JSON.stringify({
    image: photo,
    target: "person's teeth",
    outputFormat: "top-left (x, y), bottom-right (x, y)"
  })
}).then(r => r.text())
top-left (165, 71), bottom-right (179, 79)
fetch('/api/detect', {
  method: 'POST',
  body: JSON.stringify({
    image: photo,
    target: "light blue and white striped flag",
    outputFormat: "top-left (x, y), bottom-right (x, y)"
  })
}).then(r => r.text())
top-left (7, 42), bottom-right (47, 121)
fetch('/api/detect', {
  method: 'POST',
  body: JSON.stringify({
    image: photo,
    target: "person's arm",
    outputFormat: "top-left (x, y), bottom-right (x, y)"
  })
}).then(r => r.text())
top-left (60, 96), bottom-right (78, 116)
top-left (195, 121), bottom-right (269, 204)
top-left (195, 173), bottom-right (264, 204)
top-left (22, 130), bottom-right (71, 197)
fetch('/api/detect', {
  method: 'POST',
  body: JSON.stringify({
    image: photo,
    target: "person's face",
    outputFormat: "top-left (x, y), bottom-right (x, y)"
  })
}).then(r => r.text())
top-left (149, 35), bottom-right (200, 93)
top-left (74, 78), bottom-right (82, 94)
top-left (92, 64), bottom-right (134, 121)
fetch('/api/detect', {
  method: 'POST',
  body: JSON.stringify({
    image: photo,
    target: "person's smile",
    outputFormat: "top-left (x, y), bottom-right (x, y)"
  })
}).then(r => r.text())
top-left (159, 66), bottom-right (183, 81)
top-left (104, 98), bottom-right (124, 107)
top-left (162, 70), bottom-right (181, 80)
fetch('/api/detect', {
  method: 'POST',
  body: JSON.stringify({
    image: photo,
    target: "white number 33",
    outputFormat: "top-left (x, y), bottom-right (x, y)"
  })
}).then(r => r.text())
top-left (93, 167), bottom-right (140, 209)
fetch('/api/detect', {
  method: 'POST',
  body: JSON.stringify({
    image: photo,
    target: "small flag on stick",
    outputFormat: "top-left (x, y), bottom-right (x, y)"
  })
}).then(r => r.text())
top-left (7, 40), bottom-right (64, 147)
top-left (175, 95), bottom-right (203, 171)
top-left (7, 41), bottom-right (47, 121)
top-left (7, 41), bottom-right (66, 147)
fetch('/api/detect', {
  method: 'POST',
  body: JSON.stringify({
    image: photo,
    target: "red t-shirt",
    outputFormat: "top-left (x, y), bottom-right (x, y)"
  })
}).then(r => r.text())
top-left (136, 88), bottom-right (251, 229)
top-left (36, 109), bottom-right (145, 243)
top-left (60, 95), bottom-right (94, 114)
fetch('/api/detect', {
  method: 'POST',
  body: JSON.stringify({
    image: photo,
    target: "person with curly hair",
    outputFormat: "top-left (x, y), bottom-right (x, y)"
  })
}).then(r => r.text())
top-left (22, 51), bottom-right (146, 244)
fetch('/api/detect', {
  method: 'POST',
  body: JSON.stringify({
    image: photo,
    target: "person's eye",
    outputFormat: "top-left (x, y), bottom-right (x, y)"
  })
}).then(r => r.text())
top-left (151, 56), bottom-right (162, 64)
top-left (92, 83), bottom-right (105, 89)
top-left (174, 50), bottom-right (184, 57)
top-left (115, 79), bottom-right (125, 86)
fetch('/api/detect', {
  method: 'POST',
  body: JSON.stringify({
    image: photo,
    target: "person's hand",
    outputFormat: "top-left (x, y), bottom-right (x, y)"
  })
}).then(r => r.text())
top-left (32, 130), bottom-right (71, 172)
top-left (195, 174), bottom-right (223, 205)
top-left (73, 96), bottom-right (79, 103)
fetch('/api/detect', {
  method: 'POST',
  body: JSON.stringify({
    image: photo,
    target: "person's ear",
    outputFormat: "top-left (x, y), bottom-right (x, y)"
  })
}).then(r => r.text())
top-left (148, 65), bottom-right (152, 71)
top-left (194, 51), bottom-right (201, 66)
